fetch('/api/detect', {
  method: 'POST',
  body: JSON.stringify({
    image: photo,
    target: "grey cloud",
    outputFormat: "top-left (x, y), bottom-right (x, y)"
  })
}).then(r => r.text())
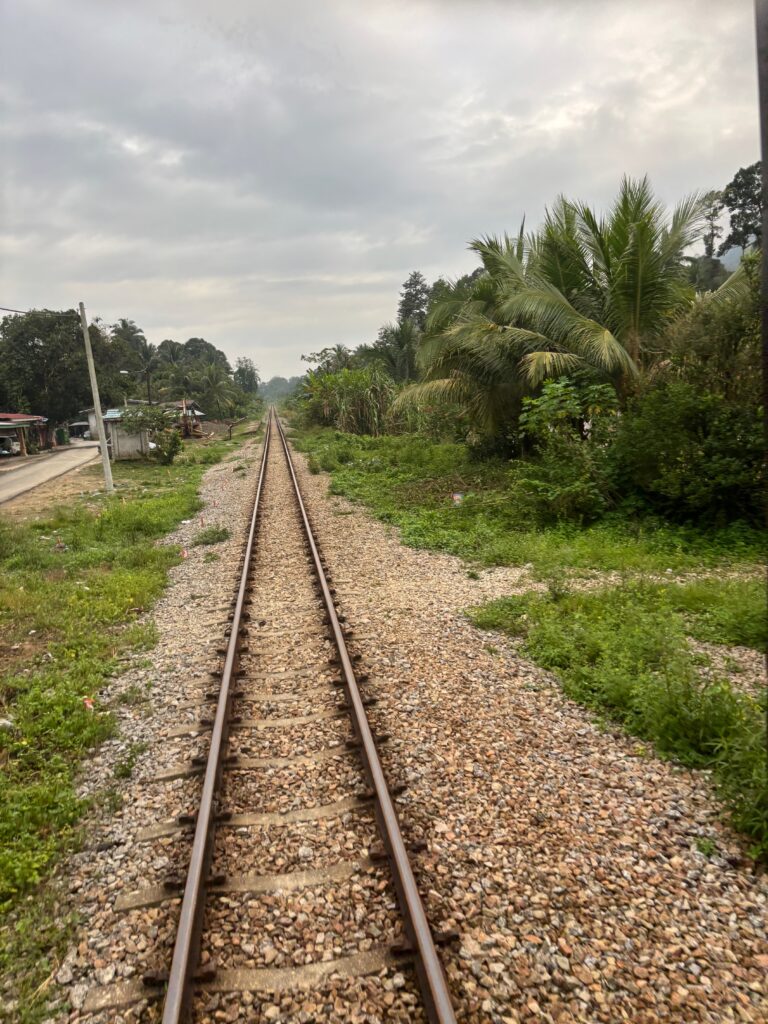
top-left (0, 0), bottom-right (760, 376)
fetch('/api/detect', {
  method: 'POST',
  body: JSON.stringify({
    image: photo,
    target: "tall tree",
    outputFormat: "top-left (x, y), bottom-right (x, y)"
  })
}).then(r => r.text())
top-left (701, 190), bottom-right (724, 257)
top-left (718, 162), bottom-right (763, 254)
top-left (0, 311), bottom-right (128, 420)
top-left (184, 337), bottom-right (231, 371)
top-left (194, 363), bottom-right (238, 418)
top-left (130, 338), bottom-right (160, 404)
top-left (233, 356), bottom-right (260, 394)
top-left (111, 318), bottom-right (147, 348)
top-left (397, 271), bottom-right (430, 329)
top-left (0, 310), bottom-right (85, 421)
top-left (157, 339), bottom-right (184, 367)
top-left (361, 321), bottom-right (420, 382)
top-left (301, 345), bottom-right (353, 373)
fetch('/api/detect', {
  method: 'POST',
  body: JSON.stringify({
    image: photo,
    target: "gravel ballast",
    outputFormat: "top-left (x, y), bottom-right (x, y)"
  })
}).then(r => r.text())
top-left (45, 425), bottom-right (767, 1024)
top-left (291, 438), bottom-right (767, 1024)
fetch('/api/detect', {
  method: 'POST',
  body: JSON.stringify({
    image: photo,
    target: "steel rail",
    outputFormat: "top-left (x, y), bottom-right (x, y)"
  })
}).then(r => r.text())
top-left (273, 412), bottom-right (457, 1024)
top-left (162, 413), bottom-right (272, 1024)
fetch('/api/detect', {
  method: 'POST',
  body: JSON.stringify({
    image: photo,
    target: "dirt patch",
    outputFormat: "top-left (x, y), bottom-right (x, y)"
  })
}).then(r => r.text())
top-left (0, 464), bottom-right (104, 522)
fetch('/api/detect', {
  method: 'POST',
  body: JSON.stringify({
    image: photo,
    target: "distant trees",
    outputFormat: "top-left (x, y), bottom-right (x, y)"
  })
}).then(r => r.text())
top-left (0, 309), bottom-right (260, 426)
top-left (259, 376), bottom-right (303, 402)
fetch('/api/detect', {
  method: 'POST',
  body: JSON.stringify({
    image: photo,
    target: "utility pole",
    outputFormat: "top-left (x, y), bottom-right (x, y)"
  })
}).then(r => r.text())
top-left (79, 301), bottom-right (114, 493)
top-left (754, 0), bottom-right (768, 763)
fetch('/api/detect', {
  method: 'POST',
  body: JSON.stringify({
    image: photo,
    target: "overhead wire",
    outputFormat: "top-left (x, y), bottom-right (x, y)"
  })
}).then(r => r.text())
top-left (0, 305), bottom-right (79, 316)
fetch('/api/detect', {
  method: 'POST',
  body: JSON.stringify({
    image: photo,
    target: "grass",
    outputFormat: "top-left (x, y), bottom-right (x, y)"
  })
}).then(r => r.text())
top-left (469, 581), bottom-right (768, 858)
top-left (0, 433), bottom-right (240, 1020)
top-left (661, 577), bottom-right (767, 650)
top-left (192, 525), bottom-right (230, 546)
top-left (292, 429), bottom-right (763, 576)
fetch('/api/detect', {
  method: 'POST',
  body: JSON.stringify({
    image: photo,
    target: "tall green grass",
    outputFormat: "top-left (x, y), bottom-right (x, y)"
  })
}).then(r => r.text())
top-left (293, 428), bottom-right (763, 575)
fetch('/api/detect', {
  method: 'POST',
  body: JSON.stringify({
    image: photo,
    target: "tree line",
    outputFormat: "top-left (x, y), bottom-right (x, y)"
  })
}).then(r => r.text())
top-left (294, 164), bottom-right (763, 525)
top-left (0, 313), bottom-right (261, 424)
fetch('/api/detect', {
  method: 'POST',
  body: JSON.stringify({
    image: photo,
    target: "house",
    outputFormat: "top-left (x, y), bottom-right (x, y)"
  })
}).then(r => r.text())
top-left (0, 413), bottom-right (51, 456)
top-left (84, 407), bottom-right (150, 460)
top-left (162, 399), bottom-right (206, 437)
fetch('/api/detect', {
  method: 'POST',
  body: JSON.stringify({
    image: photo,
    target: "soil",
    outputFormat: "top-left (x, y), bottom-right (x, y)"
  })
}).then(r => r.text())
top-left (0, 462), bottom-right (104, 521)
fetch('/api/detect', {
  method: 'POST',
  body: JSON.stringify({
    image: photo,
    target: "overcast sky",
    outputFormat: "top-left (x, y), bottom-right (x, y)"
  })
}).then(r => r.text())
top-left (0, 0), bottom-right (760, 378)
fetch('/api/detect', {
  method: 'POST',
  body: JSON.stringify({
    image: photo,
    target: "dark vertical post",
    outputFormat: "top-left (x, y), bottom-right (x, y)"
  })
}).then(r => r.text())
top-left (756, 1), bottom-right (768, 761)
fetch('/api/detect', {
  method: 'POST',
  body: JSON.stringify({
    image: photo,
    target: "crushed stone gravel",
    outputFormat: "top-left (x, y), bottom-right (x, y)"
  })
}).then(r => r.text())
top-left (41, 424), bottom-right (767, 1024)
top-left (290, 436), bottom-right (768, 1024)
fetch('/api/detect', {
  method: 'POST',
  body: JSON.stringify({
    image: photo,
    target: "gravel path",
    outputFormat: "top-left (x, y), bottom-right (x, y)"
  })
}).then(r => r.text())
top-left (44, 424), bottom-right (767, 1024)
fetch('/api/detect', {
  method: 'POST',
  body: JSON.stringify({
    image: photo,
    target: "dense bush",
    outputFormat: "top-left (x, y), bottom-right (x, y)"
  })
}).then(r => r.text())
top-left (609, 380), bottom-right (763, 524)
top-left (506, 379), bottom-right (618, 525)
top-left (301, 365), bottom-right (395, 435)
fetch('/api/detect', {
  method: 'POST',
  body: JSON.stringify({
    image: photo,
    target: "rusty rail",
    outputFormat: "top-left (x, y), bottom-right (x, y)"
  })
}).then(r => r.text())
top-left (274, 413), bottom-right (457, 1024)
top-left (162, 414), bottom-right (271, 1023)
top-left (161, 409), bottom-right (456, 1023)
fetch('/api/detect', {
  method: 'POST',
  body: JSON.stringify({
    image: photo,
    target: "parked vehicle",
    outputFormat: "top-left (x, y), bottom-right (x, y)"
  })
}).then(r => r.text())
top-left (0, 438), bottom-right (21, 456)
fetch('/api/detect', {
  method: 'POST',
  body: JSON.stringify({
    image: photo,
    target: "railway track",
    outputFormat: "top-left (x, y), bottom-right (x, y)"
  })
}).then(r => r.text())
top-left (90, 410), bottom-right (456, 1022)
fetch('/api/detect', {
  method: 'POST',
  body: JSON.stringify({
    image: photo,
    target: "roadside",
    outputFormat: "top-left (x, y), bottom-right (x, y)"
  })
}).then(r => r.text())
top-left (0, 427), bottom-right (260, 1023)
top-left (0, 443), bottom-right (99, 504)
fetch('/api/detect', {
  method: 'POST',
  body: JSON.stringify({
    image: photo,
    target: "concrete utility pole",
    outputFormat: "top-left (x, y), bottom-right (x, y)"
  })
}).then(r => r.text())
top-left (78, 301), bottom-right (114, 493)
top-left (754, 0), bottom-right (768, 762)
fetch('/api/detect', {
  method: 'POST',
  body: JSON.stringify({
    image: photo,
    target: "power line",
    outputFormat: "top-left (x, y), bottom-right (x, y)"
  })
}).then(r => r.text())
top-left (0, 304), bottom-right (79, 316)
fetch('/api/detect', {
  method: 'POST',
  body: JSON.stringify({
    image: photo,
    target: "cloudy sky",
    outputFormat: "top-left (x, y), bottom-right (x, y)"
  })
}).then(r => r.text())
top-left (0, 0), bottom-right (760, 377)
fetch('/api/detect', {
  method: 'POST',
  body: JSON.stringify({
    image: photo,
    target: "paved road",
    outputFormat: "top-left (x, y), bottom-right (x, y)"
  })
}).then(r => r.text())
top-left (0, 444), bottom-right (100, 504)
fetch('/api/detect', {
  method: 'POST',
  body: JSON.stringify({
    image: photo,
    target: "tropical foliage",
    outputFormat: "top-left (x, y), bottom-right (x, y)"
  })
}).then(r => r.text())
top-left (293, 169), bottom-right (762, 526)
top-left (301, 365), bottom-right (395, 435)
top-left (0, 314), bottom-right (261, 426)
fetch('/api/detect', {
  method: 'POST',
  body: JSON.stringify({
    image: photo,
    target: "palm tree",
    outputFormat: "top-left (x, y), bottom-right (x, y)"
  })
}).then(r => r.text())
top-left (363, 320), bottom-right (421, 382)
top-left (132, 338), bottom-right (161, 404)
top-left (111, 318), bottom-right (146, 348)
top-left (398, 178), bottom-right (707, 431)
top-left (158, 339), bottom-right (184, 367)
top-left (194, 363), bottom-right (238, 419)
top-left (112, 319), bottom-right (160, 404)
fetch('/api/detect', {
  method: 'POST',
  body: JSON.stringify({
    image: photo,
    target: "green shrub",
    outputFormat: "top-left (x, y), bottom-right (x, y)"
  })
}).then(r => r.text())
top-left (609, 380), bottom-right (763, 524)
top-left (662, 577), bottom-right (767, 650)
top-left (508, 379), bottom-right (618, 525)
top-left (508, 431), bottom-right (611, 525)
top-left (292, 427), bottom-right (763, 575)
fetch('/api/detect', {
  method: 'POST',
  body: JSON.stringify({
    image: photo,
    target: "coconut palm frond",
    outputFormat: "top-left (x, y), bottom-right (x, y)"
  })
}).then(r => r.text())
top-left (518, 351), bottom-right (586, 385)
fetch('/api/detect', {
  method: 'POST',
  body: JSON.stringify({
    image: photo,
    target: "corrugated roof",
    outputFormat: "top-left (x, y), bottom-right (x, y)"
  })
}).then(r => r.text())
top-left (0, 413), bottom-right (47, 424)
